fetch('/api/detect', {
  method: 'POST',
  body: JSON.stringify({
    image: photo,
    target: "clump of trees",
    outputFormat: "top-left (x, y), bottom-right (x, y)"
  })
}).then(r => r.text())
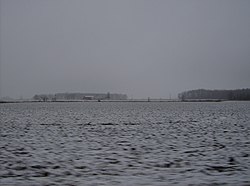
top-left (33, 92), bottom-right (127, 101)
top-left (33, 94), bottom-right (56, 102)
top-left (178, 88), bottom-right (250, 101)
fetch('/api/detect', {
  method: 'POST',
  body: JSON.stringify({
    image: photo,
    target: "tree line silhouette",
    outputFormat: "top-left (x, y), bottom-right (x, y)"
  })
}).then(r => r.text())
top-left (178, 88), bottom-right (250, 101)
top-left (33, 92), bottom-right (127, 102)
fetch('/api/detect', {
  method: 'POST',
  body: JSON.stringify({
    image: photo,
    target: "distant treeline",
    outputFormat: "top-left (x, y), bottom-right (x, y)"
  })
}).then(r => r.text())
top-left (178, 89), bottom-right (250, 100)
top-left (33, 92), bottom-right (127, 102)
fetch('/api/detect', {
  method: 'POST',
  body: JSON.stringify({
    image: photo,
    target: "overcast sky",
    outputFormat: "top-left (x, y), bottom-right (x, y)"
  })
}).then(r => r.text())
top-left (0, 0), bottom-right (250, 99)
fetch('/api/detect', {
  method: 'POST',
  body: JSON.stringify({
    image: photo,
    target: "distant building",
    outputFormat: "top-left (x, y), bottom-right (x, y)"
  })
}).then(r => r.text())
top-left (83, 96), bottom-right (94, 100)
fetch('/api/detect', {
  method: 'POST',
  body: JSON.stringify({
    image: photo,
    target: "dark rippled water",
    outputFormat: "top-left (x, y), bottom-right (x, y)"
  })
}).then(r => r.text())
top-left (0, 102), bottom-right (250, 186)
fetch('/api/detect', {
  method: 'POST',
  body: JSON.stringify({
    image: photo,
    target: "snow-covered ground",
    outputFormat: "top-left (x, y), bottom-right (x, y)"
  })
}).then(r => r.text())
top-left (0, 102), bottom-right (249, 186)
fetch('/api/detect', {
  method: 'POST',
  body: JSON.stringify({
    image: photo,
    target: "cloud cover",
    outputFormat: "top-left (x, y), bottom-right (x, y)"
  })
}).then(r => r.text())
top-left (1, 0), bottom-right (250, 98)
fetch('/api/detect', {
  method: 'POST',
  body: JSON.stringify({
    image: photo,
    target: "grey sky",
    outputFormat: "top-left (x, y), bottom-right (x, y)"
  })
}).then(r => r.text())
top-left (1, 0), bottom-right (250, 99)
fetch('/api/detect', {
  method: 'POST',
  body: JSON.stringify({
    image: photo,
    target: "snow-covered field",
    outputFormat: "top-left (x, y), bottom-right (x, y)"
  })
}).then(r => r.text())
top-left (0, 102), bottom-right (249, 186)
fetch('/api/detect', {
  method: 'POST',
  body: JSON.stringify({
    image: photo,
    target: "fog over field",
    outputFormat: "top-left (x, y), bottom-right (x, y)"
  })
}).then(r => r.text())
top-left (0, 0), bottom-right (250, 99)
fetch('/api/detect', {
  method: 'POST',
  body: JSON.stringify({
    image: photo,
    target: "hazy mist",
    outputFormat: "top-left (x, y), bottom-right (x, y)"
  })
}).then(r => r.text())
top-left (1, 0), bottom-right (250, 99)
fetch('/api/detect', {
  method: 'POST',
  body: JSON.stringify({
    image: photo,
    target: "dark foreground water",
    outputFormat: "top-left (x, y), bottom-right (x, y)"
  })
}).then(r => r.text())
top-left (0, 102), bottom-right (250, 186)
